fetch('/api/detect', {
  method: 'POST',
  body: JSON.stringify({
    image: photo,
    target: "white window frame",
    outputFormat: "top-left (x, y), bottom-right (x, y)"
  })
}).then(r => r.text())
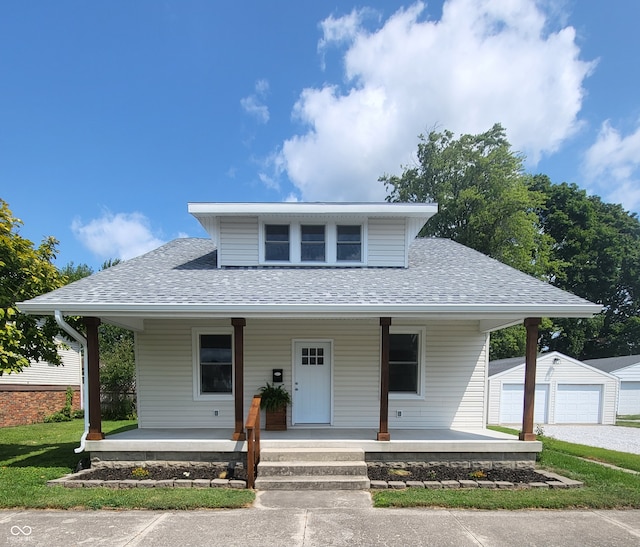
top-left (259, 220), bottom-right (366, 266)
top-left (192, 327), bottom-right (234, 401)
top-left (388, 326), bottom-right (426, 400)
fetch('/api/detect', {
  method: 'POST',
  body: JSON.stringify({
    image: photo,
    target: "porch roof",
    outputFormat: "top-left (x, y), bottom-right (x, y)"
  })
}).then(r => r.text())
top-left (19, 237), bottom-right (600, 324)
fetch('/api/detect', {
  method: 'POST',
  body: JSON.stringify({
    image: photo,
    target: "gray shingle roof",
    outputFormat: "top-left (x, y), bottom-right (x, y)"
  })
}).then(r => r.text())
top-left (488, 356), bottom-right (527, 377)
top-left (584, 355), bottom-right (640, 373)
top-left (19, 238), bottom-right (599, 318)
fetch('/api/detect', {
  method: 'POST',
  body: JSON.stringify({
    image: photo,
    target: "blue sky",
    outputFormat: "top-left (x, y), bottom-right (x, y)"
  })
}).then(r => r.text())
top-left (2, 0), bottom-right (640, 271)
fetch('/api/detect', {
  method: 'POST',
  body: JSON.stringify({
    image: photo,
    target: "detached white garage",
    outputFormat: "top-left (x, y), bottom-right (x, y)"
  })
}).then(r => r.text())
top-left (585, 355), bottom-right (640, 416)
top-left (488, 352), bottom-right (618, 425)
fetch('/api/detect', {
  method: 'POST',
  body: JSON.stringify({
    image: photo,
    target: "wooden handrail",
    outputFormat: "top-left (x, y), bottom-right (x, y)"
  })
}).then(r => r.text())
top-left (245, 395), bottom-right (261, 489)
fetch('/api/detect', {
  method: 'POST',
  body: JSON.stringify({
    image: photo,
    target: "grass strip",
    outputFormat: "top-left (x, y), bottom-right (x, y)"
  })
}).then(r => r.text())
top-left (0, 420), bottom-right (254, 510)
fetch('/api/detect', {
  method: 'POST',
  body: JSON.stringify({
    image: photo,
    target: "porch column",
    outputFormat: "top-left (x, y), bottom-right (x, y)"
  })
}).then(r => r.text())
top-left (520, 317), bottom-right (541, 441)
top-left (85, 317), bottom-right (104, 440)
top-left (377, 317), bottom-right (392, 441)
top-left (232, 318), bottom-right (246, 441)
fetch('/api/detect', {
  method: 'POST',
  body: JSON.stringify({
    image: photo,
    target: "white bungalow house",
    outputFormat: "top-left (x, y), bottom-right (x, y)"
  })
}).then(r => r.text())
top-left (0, 337), bottom-right (82, 427)
top-left (488, 352), bottom-right (619, 426)
top-left (18, 202), bottom-right (601, 473)
top-left (585, 355), bottom-right (640, 415)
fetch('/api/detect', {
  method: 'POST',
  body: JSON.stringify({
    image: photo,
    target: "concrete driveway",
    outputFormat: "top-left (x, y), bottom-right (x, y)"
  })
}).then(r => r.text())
top-left (541, 425), bottom-right (640, 454)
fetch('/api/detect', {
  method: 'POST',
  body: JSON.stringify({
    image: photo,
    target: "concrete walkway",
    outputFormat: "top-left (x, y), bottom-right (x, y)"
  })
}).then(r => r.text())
top-left (2, 491), bottom-right (640, 546)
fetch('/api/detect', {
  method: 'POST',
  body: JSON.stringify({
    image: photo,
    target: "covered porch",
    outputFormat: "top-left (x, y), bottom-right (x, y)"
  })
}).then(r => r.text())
top-left (86, 426), bottom-right (541, 466)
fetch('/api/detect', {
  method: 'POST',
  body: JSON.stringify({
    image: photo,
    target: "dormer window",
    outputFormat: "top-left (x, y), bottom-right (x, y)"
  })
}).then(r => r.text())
top-left (337, 225), bottom-right (361, 262)
top-left (265, 224), bottom-right (290, 261)
top-left (301, 225), bottom-right (325, 262)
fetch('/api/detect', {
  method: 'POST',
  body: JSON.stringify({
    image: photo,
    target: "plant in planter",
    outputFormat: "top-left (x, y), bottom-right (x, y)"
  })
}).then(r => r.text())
top-left (259, 382), bottom-right (291, 431)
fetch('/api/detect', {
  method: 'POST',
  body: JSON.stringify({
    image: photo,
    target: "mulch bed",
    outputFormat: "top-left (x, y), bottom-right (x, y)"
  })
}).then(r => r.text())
top-left (72, 464), bottom-right (247, 482)
top-left (367, 464), bottom-right (548, 484)
top-left (74, 462), bottom-right (545, 485)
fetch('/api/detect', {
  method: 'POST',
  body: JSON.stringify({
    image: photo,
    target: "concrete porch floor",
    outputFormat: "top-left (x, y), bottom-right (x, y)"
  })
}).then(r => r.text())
top-left (85, 427), bottom-right (541, 458)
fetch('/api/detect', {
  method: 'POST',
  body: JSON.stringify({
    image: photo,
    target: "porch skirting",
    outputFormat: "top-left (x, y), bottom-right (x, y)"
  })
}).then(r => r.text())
top-left (86, 427), bottom-right (541, 469)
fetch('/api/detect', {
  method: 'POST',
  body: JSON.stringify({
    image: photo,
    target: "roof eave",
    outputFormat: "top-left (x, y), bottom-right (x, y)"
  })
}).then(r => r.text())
top-left (17, 302), bottom-right (603, 320)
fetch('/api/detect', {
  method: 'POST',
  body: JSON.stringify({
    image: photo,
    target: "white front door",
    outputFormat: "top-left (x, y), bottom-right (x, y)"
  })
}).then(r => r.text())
top-left (293, 341), bottom-right (331, 424)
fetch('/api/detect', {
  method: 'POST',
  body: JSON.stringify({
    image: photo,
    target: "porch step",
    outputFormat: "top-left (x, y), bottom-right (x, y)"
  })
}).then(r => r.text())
top-left (257, 461), bottom-right (367, 477)
top-left (260, 447), bottom-right (365, 462)
top-left (254, 475), bottom-right (371, 490)
top-left (255, 448), bottom-right (370, 490)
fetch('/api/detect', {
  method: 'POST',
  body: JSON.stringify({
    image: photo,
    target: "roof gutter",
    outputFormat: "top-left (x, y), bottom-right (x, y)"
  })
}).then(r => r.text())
top-left (54, 311), bottom-right (89, 454)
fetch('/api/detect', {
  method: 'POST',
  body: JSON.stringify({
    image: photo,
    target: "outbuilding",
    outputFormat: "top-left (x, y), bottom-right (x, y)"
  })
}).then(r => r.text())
top-left (488, 351), bottom-right (619, 425)
top-left (585, 355), bottom-right (640, 416)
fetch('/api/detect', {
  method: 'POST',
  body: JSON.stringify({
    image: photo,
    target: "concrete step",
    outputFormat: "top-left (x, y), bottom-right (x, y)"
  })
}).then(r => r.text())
top-left (260, 448), bottom-right (364, 462)
top-left (257, 461), bottom-right (367, 477)
top-left (254, 475), bottom-right (371, 491)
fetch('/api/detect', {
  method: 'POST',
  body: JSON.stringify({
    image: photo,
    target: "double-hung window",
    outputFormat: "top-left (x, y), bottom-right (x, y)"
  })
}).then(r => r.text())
top-left (337, 225), bottom-right (362, 262)
top-left (265, 224), bottom-right (290, 261)
top-left (301, 225), bottom-right (325, 262)
top-left (194, 330), bottom-right (233, 399)
top-left (389, 329), bottom-right (423, 396)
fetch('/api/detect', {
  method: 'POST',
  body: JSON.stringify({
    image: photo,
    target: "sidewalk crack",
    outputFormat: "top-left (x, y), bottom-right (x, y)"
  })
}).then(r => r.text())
top-left (593, 511), bottom-right (640, 540)
top-left (124, 513), bottom-right (171, 547)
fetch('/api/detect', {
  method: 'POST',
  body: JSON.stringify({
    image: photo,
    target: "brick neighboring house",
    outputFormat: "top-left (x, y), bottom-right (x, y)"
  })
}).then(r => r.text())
top-left (0, 338), bottom-right (82, 427)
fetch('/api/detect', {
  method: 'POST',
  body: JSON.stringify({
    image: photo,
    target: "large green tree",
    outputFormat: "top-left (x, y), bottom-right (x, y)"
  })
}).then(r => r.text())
top-left (381, 124), bottom-right (555, 278)
top-left (0, 199), bottom-right (66, 373)
top-left (531, 175), bottom-right (640, 358)
top-left (381, 125), bottom-right (560, 360)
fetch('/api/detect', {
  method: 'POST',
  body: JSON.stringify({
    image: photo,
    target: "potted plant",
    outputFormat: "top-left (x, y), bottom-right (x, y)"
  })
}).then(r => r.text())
top-left (259, 382), bottom-right (291, 431)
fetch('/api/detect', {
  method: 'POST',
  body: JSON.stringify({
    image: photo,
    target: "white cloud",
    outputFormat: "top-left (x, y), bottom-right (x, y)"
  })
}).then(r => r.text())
top-left (584, 121), bottom-right (640, 211)
top-left (273, 0), bottom-right (594, 201)
top-left (71, 211), bottom-right (166, 260)
top-left (240, 79), bottom-right (270, 124)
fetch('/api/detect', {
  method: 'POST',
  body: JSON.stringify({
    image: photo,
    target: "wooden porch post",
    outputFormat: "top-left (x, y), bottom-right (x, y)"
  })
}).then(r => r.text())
top-left (520, 317), bottom-right (541, 441)
top-left (377, 317), bottom-right (392, 441)
top-left (84, 317), bottom-right (104, 440)
top-left (232, 318), bottom-right (246, 441)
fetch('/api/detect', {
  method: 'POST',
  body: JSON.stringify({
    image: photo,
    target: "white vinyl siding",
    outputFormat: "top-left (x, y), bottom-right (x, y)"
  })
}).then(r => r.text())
top-left (614, 364), bottom-right (640, 415)
top-left (487, 354), bottom-right (618, 425)
top-left (0, 339), bottom-right (82, 387)
top-left (136, 319), bottom-right (488, 430)
top-left (218, 217), bottom-right (259, 266)
top-left (367, 218), bottom-right (407, 267)
top-left (618, 382), bottom-right (640, 415)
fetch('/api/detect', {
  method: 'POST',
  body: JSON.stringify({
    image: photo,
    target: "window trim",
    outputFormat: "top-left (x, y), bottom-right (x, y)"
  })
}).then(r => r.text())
top-left (388, 326), bottom-right (426, 400)
top-left (192, 327), bottom-right (234, 401)
top-left (259, 220), bottom-right (366, 265)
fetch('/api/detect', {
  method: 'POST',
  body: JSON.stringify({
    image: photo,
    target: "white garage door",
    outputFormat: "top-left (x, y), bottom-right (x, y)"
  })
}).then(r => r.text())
top-left (500, 384), bottom-right (548, 424)
top-left (618, 382), bottom-right (640, 415)
top-left (555, 384), bottom-right (602, 423)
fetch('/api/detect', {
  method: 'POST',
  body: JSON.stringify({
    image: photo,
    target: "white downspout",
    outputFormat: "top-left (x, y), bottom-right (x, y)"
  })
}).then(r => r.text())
top-left (55, 311), bottom-right (89, 454)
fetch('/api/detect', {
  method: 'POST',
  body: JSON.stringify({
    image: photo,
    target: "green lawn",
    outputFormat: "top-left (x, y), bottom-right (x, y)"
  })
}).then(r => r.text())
top-left (0, 420), bottom-right (254, 510)
top-left (373, 426), bottom-right (640, 509)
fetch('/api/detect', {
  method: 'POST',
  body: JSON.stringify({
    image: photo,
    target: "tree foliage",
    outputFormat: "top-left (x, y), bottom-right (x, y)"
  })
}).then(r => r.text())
top-left (381, 123), bottom-right (555, 278)
top-left (382, 126), bottom-right (640, 360)
top-left (59, 262), bottom-right (94, 283)
top-left (530, 175), bottom-right (640, 358)
top-left (0, 200), bottom-right (65, 374)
